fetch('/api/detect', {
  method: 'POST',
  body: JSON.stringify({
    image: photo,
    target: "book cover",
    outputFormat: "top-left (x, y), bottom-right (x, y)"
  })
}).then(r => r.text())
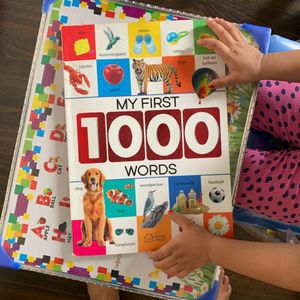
top-left (61, 19), bottom-right (233, 256)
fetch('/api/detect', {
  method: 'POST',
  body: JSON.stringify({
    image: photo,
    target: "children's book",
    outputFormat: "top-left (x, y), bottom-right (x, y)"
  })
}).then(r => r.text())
top-left (62, 20), bottom-right (233, 256)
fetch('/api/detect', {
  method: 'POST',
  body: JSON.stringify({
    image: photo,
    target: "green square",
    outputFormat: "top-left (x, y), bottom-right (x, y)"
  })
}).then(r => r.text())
top-left (53, 0), bottom-right (62, 8)
top-left (26, 125), bottom-right (35, 139)
top-left (21, 179), bottom-right (30, 188)
top-left (12, 223), bottom-right (21, 232)
top-left (50, 10), bottom-right (60, 23)
top-left (53, 265), bottom-right (62, 272)
top-left (38, 93), bottom-right (48, 102)
top-left (14, 184), bottom-right (24, 195)
top-left (35, 83), bottom-right (44, 94)
top-left (48, 49), bottom-right (57, 58)
top-left (107, 2), bottom-right (116, 11)
top-left (193, 19), bottom-right (217, 55)
top-left (41, 55), bottom-right (51, 65)
top-left (96, 274), bottom-right (106, 280)
top-left (8, 213), bottom-right (17, 224)
top-left (23, 140), bottom-right (33, 153)
top-left (151, 12), bottom-right (160, 21)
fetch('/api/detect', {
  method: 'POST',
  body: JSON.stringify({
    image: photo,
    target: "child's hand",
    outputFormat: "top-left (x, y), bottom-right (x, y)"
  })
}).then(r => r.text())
top-left (148, 210), bottom-right (213, 279)
top-left (197, 18), bottom-right (264, 88)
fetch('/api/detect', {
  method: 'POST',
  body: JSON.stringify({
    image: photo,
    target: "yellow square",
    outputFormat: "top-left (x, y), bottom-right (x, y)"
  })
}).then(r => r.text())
top-left (119, 12), bottom-right (126, 19)
top-left (28, 256), bottom-right (35, 263)
top-left (23, 213), bottom-right (30, 220)
top-left (17, 169), bottom-right (26, 183)
top-left (105, 273), bottom-right (112, 282)
top-left (80, 1), bottom-right (87, 7)
top-left (27, 194), bottom-right (33, 201)
top-left (26, 174), bottom-right (33, 181)
top-left (125, 277), bottom-right (131, 283)
top-left (40, 122), bottom-right (45, 129)
top-left (12, 251), bottom-right (19, 258)
top-left (14, 231), bottom-right (22, 238)
top-left (5, 226), bottom-right (13, 239)
top-left (40, 102), bottom-right (47, 108)
top-left (32, 154), bottom-right (39, 161)
top-left (128, 21), bottom-right (162, 58)
top-left (160, 14), bottom-right (167, 21)
top-left (44, 40), bottom-right (52, 53)
top-left (157, 284), bottom-right (164, 290)
top-left (47, 261), bottom-right (55, 270)
top-left (87, 266), bottom-right (94, 272)
top-left (67, 261), bottom-right (74, 268)
top-left (101, 3), bottom-right (107, 12)
top-left (50, 83), bottom-right (57, 90)
top-left (32, 95), bottom-right (40, 109)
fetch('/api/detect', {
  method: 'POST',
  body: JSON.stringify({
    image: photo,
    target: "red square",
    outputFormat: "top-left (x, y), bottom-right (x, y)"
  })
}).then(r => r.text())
top-left (20, 156), bottom-right (27, 167)
top-left (61, 25), bottom-right (96, 61)
top-left (47, 27), bottom-right (54, 37)
top-left (183, 285), bottom-right (193, 292)
top-left (29, 111), bottom-right (37, 122)
top-left (107, 111), bottom-right (145, 162)
top-left (98, 266), bottom-right (107, 274)
top-left (30, 180), bottom-right (37, 190)
top-left (3, 240), bottom-right (11, 249)
top-left (21, 224), bottom-right (28, 234)
top-left (183, 107), bottom-right (221, 159)
top-left (48, 94), bottom-right (55, 104)
top-left (145, 110), bottom-right (182, 160)
top-left (54, 257), bottom-right (64, 265)
top-left (105, 11), bottom-right (115, 18)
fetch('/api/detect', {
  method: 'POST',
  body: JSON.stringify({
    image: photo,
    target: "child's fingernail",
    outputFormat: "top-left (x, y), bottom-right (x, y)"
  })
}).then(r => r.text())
top-left (209, 83), bottom-right (215, 89)
top-left (168, 209), bottom-right (174, 214)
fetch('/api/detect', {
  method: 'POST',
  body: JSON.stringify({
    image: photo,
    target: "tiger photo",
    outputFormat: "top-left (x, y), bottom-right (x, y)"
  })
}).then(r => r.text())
top-left (132, 59), bottom-right (181, 95)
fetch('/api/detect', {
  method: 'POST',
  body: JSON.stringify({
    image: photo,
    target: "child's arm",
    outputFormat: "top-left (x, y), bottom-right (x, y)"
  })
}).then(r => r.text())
top-left (149, 211), bottom-right (300, 292)
top-left (210, 234), bottom-right (300, 291)
top-left (197, 18), bottom-right (300, 87)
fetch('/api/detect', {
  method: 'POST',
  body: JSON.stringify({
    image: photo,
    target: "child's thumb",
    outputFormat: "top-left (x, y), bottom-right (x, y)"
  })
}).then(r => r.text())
top-left (168, 210), bottom-right (190, 228)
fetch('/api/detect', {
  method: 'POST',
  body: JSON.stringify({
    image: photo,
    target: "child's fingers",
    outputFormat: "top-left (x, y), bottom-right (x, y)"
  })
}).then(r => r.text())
top-left (176, 269), bottom-right (190, 279)
top-left (197, 38), bottom-right (230, 60)
top-left (210, 74), bottom-right (236, 88)
top-left (215, 18), bottom-right (245, 42)
top-left (154, 253), bottom-right (177, 272)
top-left (206, 18), bottom-right (235, 47)
top-left (148, 242), bottom-right (174, 261)
top-left (164, 264), bottom-right (182, 278)
top-left (168, 210), bottom-right (190, 228)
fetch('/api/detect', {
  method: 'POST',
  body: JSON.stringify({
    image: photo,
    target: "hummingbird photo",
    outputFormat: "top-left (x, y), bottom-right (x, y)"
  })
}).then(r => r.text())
top-left (104, 27), bottom-right (120, 50)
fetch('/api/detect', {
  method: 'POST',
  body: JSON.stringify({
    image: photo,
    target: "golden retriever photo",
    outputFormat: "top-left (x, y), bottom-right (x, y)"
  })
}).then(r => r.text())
top-left (77, 168), bottom-right (115, 247)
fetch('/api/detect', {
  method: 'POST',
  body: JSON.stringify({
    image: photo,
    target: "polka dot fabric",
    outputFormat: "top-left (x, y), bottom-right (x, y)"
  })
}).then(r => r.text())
top-left (236, 80), bottom-right (300, 224)
top-left (251, 80), bottom-right (300, 147)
